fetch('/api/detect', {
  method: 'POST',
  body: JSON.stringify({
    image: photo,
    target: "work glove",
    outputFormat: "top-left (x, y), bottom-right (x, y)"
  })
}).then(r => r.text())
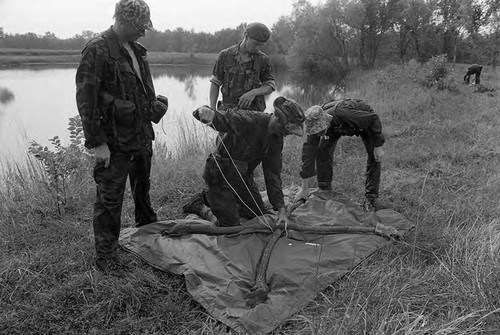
top-left (193, 105), bottom-right (215, 124)
top-left (156, 95), bottom-right (169, 108)
top-left (150, 95), bottom-right (168, 123)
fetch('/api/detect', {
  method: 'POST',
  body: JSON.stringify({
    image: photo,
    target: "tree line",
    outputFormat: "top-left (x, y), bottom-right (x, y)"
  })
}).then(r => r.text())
top-left (1, 0), bottom-right (499, 76)
top-left (277, 0), bottom-right (500, 75)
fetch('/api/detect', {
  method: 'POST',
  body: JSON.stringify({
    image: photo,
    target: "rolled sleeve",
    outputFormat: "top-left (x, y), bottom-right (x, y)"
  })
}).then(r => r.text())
top-left (262, 80), bottom-right (276, 91)
top-left (260, 57), bottom-right (276, 91)
top-left (211, 51), bottom-right (226, 87)
top-left (209, 75), bottom-right (222, 87)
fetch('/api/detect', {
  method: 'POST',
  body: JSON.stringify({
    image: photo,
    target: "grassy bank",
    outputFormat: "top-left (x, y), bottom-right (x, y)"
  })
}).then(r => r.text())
top-left (1, 62), bottom-right (500, 334)
top-left (0, 48), bottom-right (217, 66)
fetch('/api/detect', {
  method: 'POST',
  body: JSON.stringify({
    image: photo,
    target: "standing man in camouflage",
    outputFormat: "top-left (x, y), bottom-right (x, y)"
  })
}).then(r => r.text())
top-left (209, 22), bottom-right (275, 112)
top-left (76, 0), bottom-right (169, 277)
top-left (296, 99), bottom-right (386, 212)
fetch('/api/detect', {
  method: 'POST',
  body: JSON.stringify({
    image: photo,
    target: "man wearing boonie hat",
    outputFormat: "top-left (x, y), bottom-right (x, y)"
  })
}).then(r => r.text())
top-left (182, 97), bottom-right (305, 227)
top-left (296, 99), bottom-right (386, 212)
top-left (209, 22), bottom-right (275, 112)
top-left (76, 0), bottom-right (169, 277)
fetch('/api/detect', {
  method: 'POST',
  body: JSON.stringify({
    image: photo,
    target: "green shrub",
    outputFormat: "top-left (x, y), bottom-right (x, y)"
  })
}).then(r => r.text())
top-left (28, 116), bottom-right (93, 215)
top-left (412, 54), bottom-right (458, 91)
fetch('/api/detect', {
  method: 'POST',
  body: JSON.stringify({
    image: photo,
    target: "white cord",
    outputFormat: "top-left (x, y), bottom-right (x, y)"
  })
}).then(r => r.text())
top-left (200, 122), bottom-right (273, 230)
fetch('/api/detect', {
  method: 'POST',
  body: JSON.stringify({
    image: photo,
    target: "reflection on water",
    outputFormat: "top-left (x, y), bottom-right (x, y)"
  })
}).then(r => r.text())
top-left (0, 87), bottom-right (15, 105)
top-left (0, 64), bottom-right (341, 164)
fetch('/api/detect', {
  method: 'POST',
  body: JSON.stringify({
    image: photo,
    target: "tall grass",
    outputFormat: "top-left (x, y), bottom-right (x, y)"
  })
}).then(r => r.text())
top-left (1, 62), bottom-right (500, 334)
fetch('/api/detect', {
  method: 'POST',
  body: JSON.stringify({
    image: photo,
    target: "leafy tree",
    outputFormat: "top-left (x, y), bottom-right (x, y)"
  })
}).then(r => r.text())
top-left (461, 0), bottom-right (500, 38)
top-left (434, 0), bottom-right (467, 62)
top-left (359, 0), bottom-right (402, 68)
top-left (272, 16), bottom-right (295, 55)
top-left (393, 0), bottom-right (435, 61)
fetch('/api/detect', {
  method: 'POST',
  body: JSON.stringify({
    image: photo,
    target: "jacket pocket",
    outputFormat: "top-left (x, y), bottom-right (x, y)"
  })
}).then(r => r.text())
top-left (112, 98), bottom-right (136, 143)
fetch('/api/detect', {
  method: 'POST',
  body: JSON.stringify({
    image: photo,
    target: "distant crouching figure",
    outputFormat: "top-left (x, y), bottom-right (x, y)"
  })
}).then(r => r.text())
top-left (463, 64), bottom-right (482, 85)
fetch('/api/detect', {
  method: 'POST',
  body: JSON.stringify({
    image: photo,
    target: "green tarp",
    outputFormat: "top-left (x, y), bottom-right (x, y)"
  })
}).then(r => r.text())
top-left (119, 189), bottom-right (413, 334)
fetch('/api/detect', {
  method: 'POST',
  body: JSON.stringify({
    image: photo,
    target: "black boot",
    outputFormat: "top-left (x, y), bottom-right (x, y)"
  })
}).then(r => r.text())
top-left (363, 197), bottom-right (388, 212)
top-left (96, 258), bottom-right (126, 278)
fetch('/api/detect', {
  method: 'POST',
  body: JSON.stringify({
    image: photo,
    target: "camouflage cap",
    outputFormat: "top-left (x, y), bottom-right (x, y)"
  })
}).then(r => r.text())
top-left (115, 0), bottom-right (153, 30)
top-left (245, 22), bottom-right (271, 42)
top-left (273, 96), bottom-right (305, 125)
top-left (305, 105), bottom-right (333, 135)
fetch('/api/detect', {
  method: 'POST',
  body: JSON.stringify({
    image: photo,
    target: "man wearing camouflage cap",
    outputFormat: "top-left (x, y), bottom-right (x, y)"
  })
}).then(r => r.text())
top-left (76, 0), bottom-right (169, 277)
top-left (296, 99), bottom-right (386, 212)
top-left (209, 22), bottom-right (275, 112)
top-left (183, 97), bottom-right (304, 227)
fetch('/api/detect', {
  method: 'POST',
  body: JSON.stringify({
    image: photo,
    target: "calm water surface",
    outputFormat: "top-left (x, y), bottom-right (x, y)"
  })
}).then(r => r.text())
top-left (0, 64), bottom-right (339, 166)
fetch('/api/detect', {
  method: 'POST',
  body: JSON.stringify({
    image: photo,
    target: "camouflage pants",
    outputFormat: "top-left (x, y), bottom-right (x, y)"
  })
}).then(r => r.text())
top-left (92, 146), bottom-right (157, 260)
top-left (312, 134), bottom-right (381, 199)
top-left (202, 154), bottom-right (267, 227)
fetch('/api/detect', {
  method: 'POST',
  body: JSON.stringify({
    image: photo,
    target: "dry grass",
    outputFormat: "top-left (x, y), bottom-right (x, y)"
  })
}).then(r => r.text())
top-left (1, 63), bottom-right (500, 334)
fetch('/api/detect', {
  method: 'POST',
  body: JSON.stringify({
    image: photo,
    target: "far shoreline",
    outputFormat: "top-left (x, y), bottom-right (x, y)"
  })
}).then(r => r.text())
top-left (0, 48), bottom-right (219, 67)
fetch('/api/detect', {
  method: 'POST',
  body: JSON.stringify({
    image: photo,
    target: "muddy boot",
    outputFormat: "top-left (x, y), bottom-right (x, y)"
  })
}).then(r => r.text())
top-left (96, 258), bottom-right (126, 278)
top-left (183, 193), bottom-right (218, 224)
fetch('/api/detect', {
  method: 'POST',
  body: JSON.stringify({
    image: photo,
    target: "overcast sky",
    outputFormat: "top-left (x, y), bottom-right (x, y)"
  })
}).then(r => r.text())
top-left (0, 0), bottom-right (323, 38)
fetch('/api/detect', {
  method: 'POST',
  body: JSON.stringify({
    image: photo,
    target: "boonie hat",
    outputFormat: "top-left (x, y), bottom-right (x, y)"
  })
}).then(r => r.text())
top-left (305, 105), bottom-right (333, 135)
top-left (115, 0), bottom-right (153, 30)
top-left (245, 22), bottom-right (271, 42)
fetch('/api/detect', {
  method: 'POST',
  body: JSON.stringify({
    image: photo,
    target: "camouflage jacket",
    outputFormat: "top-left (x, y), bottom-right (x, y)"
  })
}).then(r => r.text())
top-left (200, 109), bottom-right (285, 210)
top-left (300, 99), bottom-right (385, 179)
top-left (210, 43), bottom-right (275, 111)
top-left (76, 27), bottom-right (159, 151)
top-left (321, 99), bottom-right (385, 147)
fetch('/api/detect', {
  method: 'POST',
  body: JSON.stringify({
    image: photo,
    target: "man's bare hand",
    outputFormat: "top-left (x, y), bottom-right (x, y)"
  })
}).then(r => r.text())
top-left (94, 143), bottom-right (110, 168)
top-left (294, 187), bottom-right (309, 203)
top-left (238, 91), bottom-right (256, 109)
top-left (276, 207), bottom-right (289, 227)
top-left (374, 146), bottom-right (385, 162)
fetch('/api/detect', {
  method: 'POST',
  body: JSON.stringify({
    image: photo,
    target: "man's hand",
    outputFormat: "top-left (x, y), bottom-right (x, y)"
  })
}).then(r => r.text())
top-left (94, 143), bottom-right (110, 168)
top-left (276, 207), bottom-right (289, 227)
top-left (294, 187), bottom-right (309, 203)
top-left (238, 91), bottom-right (257, 109)
top-left (294, 177), bottom-right (312, 202)
top-left (374, 146), bottom-right (385, 162)
top-left (197, 106), bottom-right (215, 124)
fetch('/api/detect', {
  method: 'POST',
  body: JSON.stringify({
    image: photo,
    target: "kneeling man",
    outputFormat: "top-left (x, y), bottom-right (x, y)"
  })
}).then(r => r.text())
top-left (185, 97), bottom-right (305, 226)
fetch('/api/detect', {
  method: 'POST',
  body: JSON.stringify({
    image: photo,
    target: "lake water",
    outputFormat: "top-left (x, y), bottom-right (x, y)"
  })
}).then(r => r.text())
top-left (0, 64), bottom-right (340, 165)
